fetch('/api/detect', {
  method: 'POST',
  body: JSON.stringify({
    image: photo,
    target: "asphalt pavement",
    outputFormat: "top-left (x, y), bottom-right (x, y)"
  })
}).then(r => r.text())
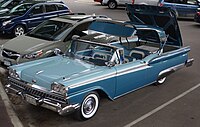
top-left (0, 1), bottom-right (200, 127)
top-left (0, 95), bottom-right (13, 127)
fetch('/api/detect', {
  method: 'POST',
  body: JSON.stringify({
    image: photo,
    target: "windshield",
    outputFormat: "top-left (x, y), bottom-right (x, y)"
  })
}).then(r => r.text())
top-left (0, 0), bottom-right (18, 9)
top-left (67, 40), bottom-right (116, 66)
top-left (0, 0), bottom-right (8, 8)
top-left (27, 20), bottom-right (73, 41)
top-left (9, 3), bottom-right (32, 15)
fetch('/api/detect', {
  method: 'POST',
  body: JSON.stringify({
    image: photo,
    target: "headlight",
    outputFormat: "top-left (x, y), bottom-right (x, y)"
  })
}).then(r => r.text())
top-left (51, 82), bottom-right (68, 96)
top-left (8, 68), bottom-right (19, 79)
top-left (2, 20), bottom-right (12, 26)
top-left (23, 50), bottom-right (43, 59)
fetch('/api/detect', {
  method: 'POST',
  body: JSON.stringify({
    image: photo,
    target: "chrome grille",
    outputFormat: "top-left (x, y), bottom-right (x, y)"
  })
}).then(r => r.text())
top-left (2, 49), bottom-right (20, 60)
top-left (9, 77), bottom-right (67, 104)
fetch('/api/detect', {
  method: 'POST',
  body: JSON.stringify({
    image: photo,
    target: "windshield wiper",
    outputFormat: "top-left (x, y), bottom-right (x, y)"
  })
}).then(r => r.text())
top-left (27, 33), bottom-right (54, 41)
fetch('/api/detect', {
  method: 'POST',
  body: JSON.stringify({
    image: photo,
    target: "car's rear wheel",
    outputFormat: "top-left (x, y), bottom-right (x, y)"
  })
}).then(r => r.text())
top-left (74, 92), bottom-right (99, 120)
top-left (14, 25), bottom-right (25, 37)
top-left (157, 77), bottom-right (167, 85)
top-left (108, 0), bottom-right (117, 9)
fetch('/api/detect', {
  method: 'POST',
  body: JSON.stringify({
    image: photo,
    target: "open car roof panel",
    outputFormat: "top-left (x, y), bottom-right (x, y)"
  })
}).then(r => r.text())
top-left (126, 4), bottom-right (182, 47)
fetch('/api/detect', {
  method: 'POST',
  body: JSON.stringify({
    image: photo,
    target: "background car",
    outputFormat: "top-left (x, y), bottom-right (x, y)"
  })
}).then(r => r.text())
top-left (94, 0), bottom-right (103, 5)
top-left (0, 0), bottom-right (30, 14)
top-left (0, 0), bottom-right (71, 36)
top-left (102, 0), bottom-right (164, 9)
top-left (0, 14), bottom-right (111, 66)
top-left (194, 8), bottom-right (200, 23)
top-left (163, 0), bottom-right (200, 18)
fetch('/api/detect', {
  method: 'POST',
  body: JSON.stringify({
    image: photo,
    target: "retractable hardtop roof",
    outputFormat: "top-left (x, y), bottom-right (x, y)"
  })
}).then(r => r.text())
top-left (88, 19), bottom-right (136, 38)
top-left (126, 4), bottom-right (182, 47)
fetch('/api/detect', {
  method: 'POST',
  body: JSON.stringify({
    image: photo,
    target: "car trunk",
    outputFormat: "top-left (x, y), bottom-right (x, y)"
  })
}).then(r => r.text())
top-left (126, 4), bottom-right (183, 48)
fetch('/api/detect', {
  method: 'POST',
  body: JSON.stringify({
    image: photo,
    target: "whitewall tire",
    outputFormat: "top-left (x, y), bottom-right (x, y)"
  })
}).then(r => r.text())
top-left (75, 92), bottom-right (99, 120)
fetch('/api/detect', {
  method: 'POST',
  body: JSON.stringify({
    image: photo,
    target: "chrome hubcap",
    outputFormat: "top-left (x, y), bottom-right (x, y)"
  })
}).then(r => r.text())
top-left (83, 98), bottom-right (95, 115)
top-left (15, 27), bottom-right (24, 36)
top-left (109, 2), bottom-right (116, 8)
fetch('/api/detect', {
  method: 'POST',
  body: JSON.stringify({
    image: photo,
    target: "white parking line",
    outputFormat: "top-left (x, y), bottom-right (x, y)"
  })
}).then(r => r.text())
top-left (124, 83), bottom-right (200, 127)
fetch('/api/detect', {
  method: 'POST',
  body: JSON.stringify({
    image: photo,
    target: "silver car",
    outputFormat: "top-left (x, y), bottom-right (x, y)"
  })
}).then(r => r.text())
top-left (0, 14), bottom-right (111, 66)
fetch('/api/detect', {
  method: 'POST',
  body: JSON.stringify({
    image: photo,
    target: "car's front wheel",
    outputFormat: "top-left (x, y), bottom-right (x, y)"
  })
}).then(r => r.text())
top-left (108, 0), bottom-right (117, 9)
top-left (75, 92), bottom-right (99, 120)
top-left (14, 25), bottom-right (25, 37)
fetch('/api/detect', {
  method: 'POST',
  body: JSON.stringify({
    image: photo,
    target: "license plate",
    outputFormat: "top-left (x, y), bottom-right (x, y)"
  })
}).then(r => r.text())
top-left (4, 60), bottom-right (11, 66)
top-left (25, 94), bottom-right (37, 106)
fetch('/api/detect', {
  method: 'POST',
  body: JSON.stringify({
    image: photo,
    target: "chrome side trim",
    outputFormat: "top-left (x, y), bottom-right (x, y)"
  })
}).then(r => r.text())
top-left (158, 63), bottom-right (186, 78)
top-left (69, 64), bottom-right (149, 88)
top-left (114, 81), bottom-right (156, 99)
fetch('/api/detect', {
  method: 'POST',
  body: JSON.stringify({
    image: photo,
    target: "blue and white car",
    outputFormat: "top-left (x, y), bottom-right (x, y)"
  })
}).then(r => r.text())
top-left (6, 5), bottom-right (193, 120)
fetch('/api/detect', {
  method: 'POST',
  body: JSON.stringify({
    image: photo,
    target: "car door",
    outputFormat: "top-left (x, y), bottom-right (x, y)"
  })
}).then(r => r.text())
top-left (115, 60), bottom-right (149, 97)
top-left (119, 0), bottom-right (132, 4)
top-left (26, 4), bottom-right (44, 31)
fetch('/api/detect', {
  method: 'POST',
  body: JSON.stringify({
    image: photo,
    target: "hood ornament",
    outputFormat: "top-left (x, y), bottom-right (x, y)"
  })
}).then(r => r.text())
top-left (32, 79), bottom-right (36, 83)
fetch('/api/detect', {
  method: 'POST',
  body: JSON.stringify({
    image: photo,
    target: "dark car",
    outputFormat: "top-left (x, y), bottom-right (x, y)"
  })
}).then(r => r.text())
top-left (163, 0), bottom-right (200, 18)
top-left (0, 1), bottom-right (71, 36)
top-left (194, 8), bottom-right (200, 23)
top-left (0, 0), bottom-right (31, 14)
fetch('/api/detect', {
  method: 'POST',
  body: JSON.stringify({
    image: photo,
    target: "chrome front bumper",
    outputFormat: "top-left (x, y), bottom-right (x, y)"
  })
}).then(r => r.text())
top-left (5, 80), bottom-right (80, 116)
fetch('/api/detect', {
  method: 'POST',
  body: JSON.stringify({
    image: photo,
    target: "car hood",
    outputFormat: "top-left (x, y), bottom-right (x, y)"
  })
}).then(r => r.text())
top-left (0, 13), bottom-right (18, 22)
top-left (3, 35), bottom-right (54, 54)
top-left (126, 4), bottom-right (182, 46)
top-left (19, 56), bottom-right (100, 90)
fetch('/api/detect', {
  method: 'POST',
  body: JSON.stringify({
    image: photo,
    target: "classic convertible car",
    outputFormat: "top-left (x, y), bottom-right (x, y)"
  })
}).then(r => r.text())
top-left (6, 5), bottom-right (193, 120)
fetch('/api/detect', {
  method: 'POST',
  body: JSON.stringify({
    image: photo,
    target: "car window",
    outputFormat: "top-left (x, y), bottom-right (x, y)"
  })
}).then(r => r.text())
top-left (9, 3), bottom-right (33, 16)
top-left (27, 20), bottom-right (73, 41)
top-left (56, 4), bottom-right (67, 10)
top-left (1, 0), bottom-right (19, 9)
top-left (64, 21), bottom-right (92, 42)
top-left (45, 4), bottom-right (57, 12)
top-left (69, 40), bottom-right (116, 66)
top-left (29, 5), bottom-right (43, 15)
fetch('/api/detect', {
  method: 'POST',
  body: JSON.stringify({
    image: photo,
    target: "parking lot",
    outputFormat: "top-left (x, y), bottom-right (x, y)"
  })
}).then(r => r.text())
top-left (0, 0), bottom-right (200, 127)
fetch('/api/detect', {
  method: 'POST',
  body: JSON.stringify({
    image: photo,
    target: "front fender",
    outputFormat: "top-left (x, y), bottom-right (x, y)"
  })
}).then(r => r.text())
top-left (67, 86), bottom-right (113, 105)
top-left (13, 22), bottom-right (28, 31)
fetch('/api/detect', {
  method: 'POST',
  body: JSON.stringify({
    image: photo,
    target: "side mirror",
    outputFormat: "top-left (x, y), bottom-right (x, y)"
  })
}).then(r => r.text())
top-left (54, 48), bottom-right (61, 55)
top-left (106, 61), bottom-right (115, 67)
